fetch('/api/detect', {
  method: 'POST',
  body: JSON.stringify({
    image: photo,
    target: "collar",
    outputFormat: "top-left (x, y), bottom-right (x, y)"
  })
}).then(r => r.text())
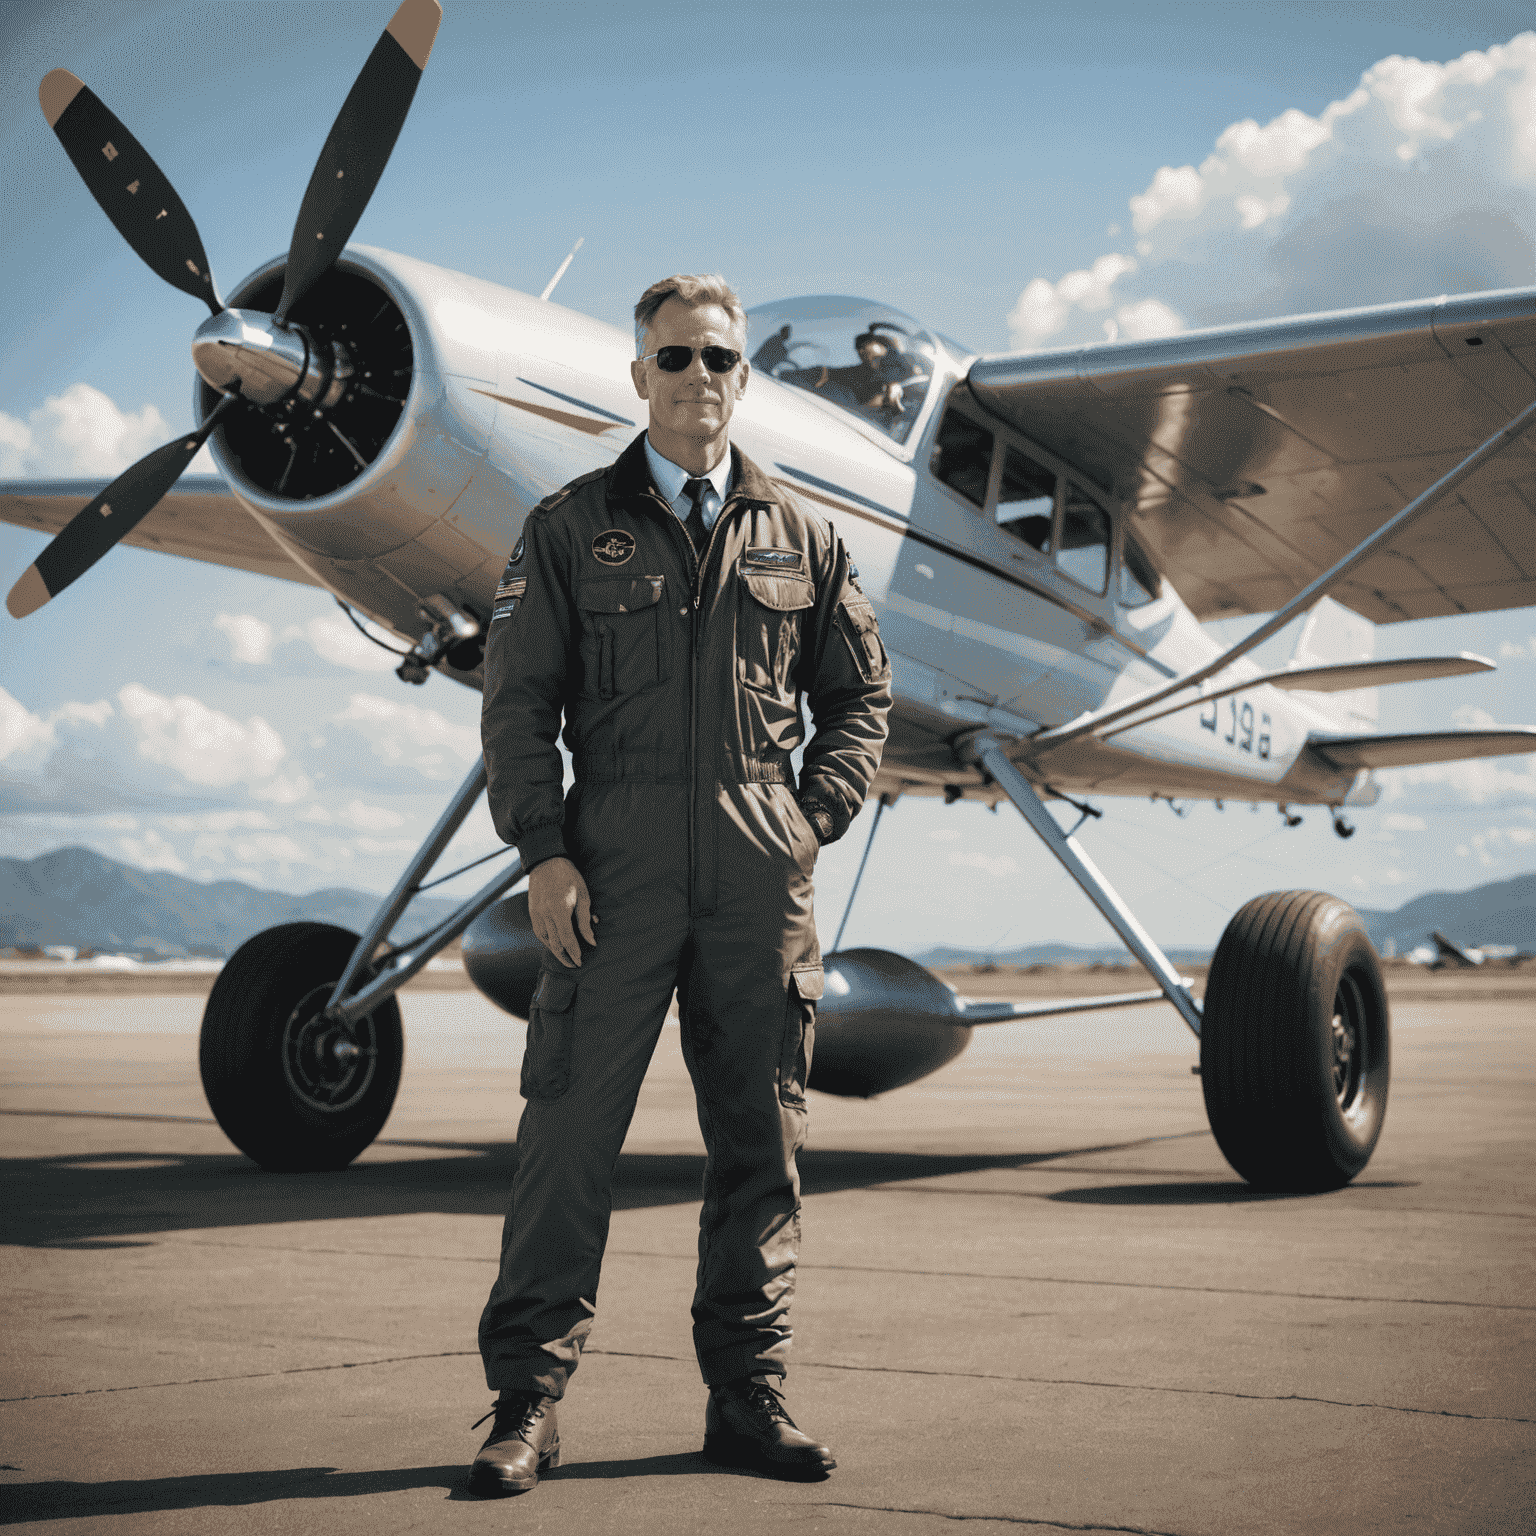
top-left (608, 431), bottom-right (781, 511)
top-left (643, 434), bottom-right (732, 506)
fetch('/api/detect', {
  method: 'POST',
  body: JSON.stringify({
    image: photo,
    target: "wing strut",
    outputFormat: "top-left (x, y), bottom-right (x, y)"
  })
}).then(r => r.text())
top-left (967, 733), bottom-right (1203, 1037)
top-left (1030, 394), bottom-right (1536, 755)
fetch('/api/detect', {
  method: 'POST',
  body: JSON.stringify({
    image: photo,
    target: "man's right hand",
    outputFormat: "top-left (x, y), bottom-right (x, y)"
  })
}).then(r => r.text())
top-left (528, 857), bottom-right (597, 968)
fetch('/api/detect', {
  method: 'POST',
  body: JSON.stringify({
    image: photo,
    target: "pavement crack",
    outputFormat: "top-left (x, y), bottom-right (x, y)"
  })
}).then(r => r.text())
top-left (0, 1350), bottom-right (479, 1405)
top-left (581, 1350), bottom-right (1532, 1424)
top-left (604, 1251), bottom-right (1532, 1312)
top-left (815, 1507), bottom-right (1189, 1534)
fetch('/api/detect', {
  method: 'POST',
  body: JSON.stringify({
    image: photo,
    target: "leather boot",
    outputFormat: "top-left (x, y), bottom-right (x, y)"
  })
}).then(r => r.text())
top-left (468, 1391), bottom-right (560, 1495)
top-left (704, 1376), bottom-right (835, 1478)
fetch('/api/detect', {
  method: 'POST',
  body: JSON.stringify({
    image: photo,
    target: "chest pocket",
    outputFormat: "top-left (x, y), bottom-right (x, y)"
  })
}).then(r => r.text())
top-left (577, 576), bottom-right (667, 699)
top-left (737, 562), bottom-right (815, 698)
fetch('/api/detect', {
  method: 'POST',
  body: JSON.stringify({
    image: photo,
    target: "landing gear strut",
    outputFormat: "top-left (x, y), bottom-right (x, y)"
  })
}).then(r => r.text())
top-left (967, 733), bottom-right (1391, 1190)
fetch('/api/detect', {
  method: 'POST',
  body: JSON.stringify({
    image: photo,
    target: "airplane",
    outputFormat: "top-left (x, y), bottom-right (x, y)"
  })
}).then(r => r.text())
top-left (5, 0), bottom-right (1535, 1195)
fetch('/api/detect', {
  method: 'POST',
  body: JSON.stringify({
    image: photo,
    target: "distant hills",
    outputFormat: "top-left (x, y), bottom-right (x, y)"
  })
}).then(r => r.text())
top-left (3, 846), bottom-right (1532, 966)
top-left (0, 846), bottom-right (466, 958)
top-left (910, 872), bottom-right (1536, 968)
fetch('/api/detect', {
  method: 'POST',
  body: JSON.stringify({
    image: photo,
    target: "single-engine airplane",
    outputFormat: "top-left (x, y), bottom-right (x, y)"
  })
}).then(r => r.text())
top-left (5, 0), bottom-right (1535, 1193)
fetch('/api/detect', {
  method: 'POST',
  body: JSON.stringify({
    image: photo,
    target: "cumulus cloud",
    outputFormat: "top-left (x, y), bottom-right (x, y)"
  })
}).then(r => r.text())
top-left (0, 683), bottom-right (306, 815)
top-left (0, 383), bottom-right (214, 477)
top-left (215, 613), bottom-right (275, 666)
top-left (1381, 813), bottom-right (1427, 832)
top-left (283, 612), bottom-right (401, 673)
top-left (333, 693), bottom-right (480, 780)
top-left (1008, 33), bottom-right (1536, 349)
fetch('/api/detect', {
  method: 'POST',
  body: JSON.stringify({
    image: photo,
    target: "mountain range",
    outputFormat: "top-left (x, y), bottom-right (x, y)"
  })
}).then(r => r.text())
top-left (2, 846), bottom-right (1532, 965)
top-left (0, 846), bottom-right (467, 958)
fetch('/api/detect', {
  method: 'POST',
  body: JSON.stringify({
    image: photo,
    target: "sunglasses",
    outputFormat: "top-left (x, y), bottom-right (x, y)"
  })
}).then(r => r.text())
top-left (639, 345), bottom-right (742, 373)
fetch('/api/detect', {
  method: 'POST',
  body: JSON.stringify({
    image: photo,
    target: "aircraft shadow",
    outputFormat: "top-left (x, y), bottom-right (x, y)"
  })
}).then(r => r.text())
top-left (1049, 1178), bottom-right (1418, 1206)
top-left (2, 1127), bottom-right (1215, 1247)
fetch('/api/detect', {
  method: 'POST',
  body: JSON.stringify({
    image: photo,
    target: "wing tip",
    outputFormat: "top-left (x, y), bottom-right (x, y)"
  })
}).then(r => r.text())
top-left (387, 0), bottom-right (443, 71)
top-left (38, 69), bottom-right (85, 128)
top-left (7, 564), bottom-right (51, 619)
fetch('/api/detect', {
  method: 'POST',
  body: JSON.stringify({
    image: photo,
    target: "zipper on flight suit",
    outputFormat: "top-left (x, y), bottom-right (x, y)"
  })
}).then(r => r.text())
top-left (651, 490), bottom-right (742, 915)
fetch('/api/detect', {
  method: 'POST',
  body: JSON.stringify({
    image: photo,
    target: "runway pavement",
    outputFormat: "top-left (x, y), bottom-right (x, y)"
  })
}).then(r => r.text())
top-left (1, 978), bottom-right (1532, 1534)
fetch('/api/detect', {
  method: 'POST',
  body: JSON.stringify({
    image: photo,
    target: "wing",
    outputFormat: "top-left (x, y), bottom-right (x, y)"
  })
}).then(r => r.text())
top-left (0, 475), bottom-right (322, 589)
top-left (965, 287), bottom-right (1536, 623)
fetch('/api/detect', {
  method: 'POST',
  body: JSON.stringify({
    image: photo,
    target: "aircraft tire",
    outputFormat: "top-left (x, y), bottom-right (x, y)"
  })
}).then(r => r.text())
top-left (1200, 890), bottom-right (1389, 1192)
top-left (199, 922), bottom-right (403, 1172)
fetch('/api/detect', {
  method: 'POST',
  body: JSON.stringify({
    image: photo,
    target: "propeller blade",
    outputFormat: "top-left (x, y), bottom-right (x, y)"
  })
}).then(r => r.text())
top-left (39, 69), bottom-right (220, 314)
top-left (274, 0), bottom-right (442, 323)
top-left (7, 397), bottom-right (238, 619)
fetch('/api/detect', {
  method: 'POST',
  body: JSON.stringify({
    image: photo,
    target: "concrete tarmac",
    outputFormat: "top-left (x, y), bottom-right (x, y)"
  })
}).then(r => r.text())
top-left (1, 979), bottom-right (1532, 1534)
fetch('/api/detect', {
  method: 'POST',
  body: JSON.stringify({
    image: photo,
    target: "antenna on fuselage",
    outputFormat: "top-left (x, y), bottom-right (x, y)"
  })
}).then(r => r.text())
top-left (539, 236), bottom-right (584, 302)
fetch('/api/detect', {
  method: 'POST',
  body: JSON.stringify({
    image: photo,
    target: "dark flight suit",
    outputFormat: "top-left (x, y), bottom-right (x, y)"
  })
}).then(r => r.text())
top-left (478, 431), bottom-right (891, 1398)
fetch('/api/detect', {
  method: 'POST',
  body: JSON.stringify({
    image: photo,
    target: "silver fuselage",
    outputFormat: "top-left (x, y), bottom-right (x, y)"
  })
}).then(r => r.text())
top-left (206, 247), bottom-right (1371, 811)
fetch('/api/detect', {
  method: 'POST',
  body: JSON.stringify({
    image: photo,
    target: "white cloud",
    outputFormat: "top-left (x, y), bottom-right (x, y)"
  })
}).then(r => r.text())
top-left (117, 828), bottom-right (188, 874)
top-left (333, 693), bottom-right (480, 779)
top-left (1007, 33), bottom-right (1536, 349)
top-left (214, 613), bottom-right (275, 665)
top-left (283, 613), bottom-right (400, 673)
top-left (0, 382), bottom-right (215, 477)
top-left (117, 682), bottom-right (286, 788)
top-left (948, 850), bottom-right (1021, 878)
top-left (0, 687), bottom-right (54, 766)
top-left (337, 799), bottom-right (405, 831)
top-left (154, 810), bottom-right (278, 833)
top-left (1381, 813), bottom-right (1427, 831)
top-left (928, 828), bottom-right (962, 842)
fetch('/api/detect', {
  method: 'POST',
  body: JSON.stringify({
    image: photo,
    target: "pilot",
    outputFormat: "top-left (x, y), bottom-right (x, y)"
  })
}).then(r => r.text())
top-left (778, 323), bottom-right (927, 426)
top-left (472, 273), bottom-right (892, 1494)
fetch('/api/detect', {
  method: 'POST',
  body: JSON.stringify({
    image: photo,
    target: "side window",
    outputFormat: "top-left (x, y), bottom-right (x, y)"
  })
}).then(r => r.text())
top-left (1119, 535), bottom-right (1162, 607)
top-left (996, 446), bottom-right (1055, 553)
top-left (1057, 484), bottom-right (1109, 593)
top-left (930, 409), bottom-right (993, 506)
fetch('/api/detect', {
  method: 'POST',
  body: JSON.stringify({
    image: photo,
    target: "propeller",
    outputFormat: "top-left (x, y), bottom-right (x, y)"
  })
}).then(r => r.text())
top-left (9, 0), bottom-right (442, 620)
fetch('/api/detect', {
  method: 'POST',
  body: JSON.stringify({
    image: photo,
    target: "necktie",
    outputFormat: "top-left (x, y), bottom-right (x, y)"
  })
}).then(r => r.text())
top-left (683, 478), bottom-right (710, 555)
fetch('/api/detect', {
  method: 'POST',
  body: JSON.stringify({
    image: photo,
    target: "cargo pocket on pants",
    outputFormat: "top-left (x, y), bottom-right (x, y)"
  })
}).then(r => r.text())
top-left (780, 964), bottom-right (823, 1108)
top-left (521, 968), bottom-right (578, 1102)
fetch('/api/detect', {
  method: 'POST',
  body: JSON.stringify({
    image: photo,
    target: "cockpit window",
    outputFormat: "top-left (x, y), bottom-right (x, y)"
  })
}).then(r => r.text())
top-left (1057, 484), bottom-right (1110, 594)
top-left (747, 296), bottom-right (937, 444)
top-left (930, 410), bottom-right (993, 505)
top-left (1119, 535), bottom-right (1162, 607)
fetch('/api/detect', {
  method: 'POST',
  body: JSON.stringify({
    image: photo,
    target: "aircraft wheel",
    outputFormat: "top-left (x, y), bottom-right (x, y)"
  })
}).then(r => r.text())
top-left (199, 922), bottom-right (403, 1172)
top-left (1200, 890), bottom-right (1389, 1192)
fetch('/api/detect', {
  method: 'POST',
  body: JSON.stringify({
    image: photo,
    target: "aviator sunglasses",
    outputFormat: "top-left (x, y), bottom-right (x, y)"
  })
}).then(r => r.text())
top-left (640, 345), bottom-right (742, 373)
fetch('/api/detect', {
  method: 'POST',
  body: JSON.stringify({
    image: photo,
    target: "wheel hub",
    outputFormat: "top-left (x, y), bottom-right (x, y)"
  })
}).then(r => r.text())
top-left (281, 983), bottom-right (378, 1114)
top-left (1331, 975), bottom-right (1365, 1112)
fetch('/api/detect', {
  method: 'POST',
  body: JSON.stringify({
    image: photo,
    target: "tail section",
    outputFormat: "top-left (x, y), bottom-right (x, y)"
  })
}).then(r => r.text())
top-left (1292, 597), bottom-right (1376, 730)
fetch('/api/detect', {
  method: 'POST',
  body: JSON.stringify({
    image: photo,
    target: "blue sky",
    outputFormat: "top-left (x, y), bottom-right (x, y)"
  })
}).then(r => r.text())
top-left (2, 0), bottom-right (1533, 955)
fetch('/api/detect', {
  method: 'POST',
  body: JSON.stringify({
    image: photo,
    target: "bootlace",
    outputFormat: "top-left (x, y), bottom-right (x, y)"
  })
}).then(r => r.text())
top-left (742, 1380), bottom-right (795, 1426)
top-left (471, 1392), bottom-right (545, 1435)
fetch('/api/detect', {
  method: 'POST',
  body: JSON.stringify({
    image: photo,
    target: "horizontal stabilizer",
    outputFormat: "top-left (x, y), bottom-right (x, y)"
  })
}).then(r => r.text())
top-left (1310, 727), bottom-right (1536, 771)
top-left (1098, 653), bottom-right (1495, 742)
top-left (1271, 654), bottom-right (1494, 693)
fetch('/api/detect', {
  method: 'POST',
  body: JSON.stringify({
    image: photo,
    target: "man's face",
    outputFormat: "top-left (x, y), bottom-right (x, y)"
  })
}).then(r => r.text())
top-left (630, 299), bottom-right (749, 444)
top-left (857, 338), bottom-right (888, 365)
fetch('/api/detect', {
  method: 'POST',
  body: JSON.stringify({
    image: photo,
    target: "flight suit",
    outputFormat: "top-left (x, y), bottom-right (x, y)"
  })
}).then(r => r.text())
top-left (478, 432), bottom-right (892, 1397)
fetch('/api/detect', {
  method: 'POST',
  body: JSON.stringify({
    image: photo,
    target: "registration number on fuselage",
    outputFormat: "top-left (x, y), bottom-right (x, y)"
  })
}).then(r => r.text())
top-left (1200, 695), bottom-right (1271, 759)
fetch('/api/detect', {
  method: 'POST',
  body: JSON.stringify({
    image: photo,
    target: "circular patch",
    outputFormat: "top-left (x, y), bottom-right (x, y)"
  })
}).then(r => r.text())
top-left (592, 528), bottom-right (636, 566)
top-left (509, 534), bottom-right (525, 565)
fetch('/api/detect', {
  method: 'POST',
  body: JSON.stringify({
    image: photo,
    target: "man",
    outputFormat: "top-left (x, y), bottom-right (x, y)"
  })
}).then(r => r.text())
top-left (471, 274), bottom-right (892, 1494)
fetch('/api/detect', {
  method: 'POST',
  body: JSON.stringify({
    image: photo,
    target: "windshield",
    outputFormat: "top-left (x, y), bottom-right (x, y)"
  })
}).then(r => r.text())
top-left (747, 296), bottom-right (938, 445)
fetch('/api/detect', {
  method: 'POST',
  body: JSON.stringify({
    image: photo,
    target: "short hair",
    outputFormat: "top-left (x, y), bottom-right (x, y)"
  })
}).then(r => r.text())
top-left (634, 274), bottom-right (746, 356)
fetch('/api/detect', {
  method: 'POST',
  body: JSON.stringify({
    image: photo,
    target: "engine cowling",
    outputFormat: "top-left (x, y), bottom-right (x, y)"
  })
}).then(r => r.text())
top-left (460, 897), bottom-right (972, 1098)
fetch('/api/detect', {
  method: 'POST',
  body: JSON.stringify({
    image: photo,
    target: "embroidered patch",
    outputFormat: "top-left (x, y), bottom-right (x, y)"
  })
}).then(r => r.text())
top-left (744, 547), bottom-right (803, 571)
top-left (491, 599), bottom-right (518, 623)
top-left (495, 575), bottom-right (527, 602)
top-left (508, 534), bottom-right (525, 565)
top-left (592, 529), bottom-right (636, 566)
